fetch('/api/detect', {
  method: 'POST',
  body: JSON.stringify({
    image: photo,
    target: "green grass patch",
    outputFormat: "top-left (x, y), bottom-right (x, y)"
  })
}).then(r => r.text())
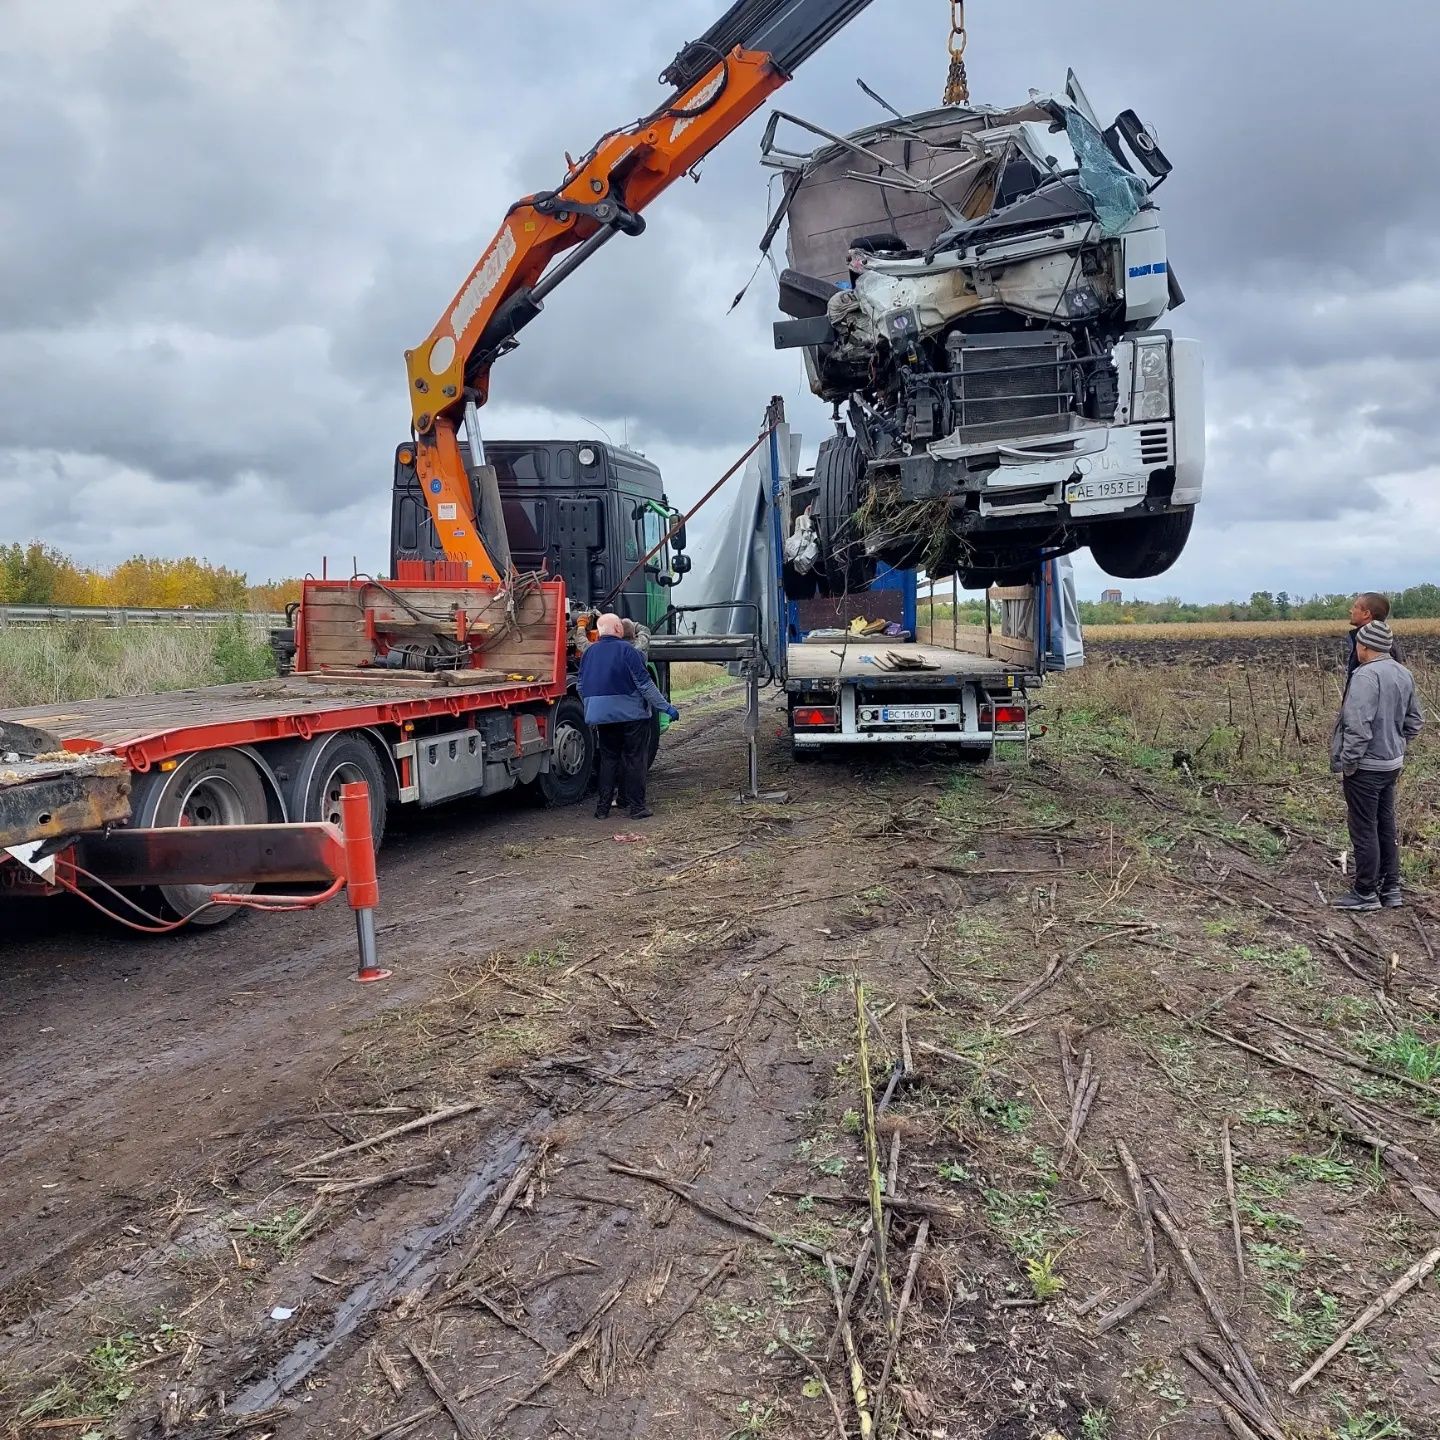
top-left (1288, 1147), bottom-right (1357, 1187)
top-left (18, 1324), bottom-right (189, 1426)
top-left (1331, 1407), bottom-right (1412, 1439)
top-left (1235, 941), bottom-right (1318, 985)
top-left (1356, 1030), bottom-right (1440, 1083)
top-left (520, 942), bottom-right (569, 968)
top-left (1263, 1282), bottom-right (1345, 1356)
top-left (972, 1087), bottom-right (1033, 1133)
top-left (1248, 1240), bottom-right (1305, 1273)
top-left (1242, 1100), bottom-right (1302, 1126)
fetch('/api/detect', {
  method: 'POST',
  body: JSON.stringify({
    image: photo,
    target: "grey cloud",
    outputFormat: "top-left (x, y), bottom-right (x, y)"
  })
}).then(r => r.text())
top-left (0, 0), bottom-right (1435, 605)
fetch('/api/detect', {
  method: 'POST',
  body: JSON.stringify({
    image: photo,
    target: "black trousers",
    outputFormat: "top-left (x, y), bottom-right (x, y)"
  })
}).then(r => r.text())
top-left (1343, 768), bottom-right (1400, 895)
top-left (596, 719), bottom-right (650, 814)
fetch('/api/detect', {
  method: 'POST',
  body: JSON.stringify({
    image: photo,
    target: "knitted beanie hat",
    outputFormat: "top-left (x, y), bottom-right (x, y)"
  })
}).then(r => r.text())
top-left (1356, 619), bottom-right (1394, 653)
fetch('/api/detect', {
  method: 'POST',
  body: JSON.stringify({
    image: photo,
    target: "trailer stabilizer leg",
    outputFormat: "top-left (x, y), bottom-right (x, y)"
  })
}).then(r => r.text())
top-left (341, 782), bottom-right (391, 984)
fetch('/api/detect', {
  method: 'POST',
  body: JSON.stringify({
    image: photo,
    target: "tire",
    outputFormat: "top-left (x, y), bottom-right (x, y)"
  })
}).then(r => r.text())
top-left (1089, 509), bottom-right (1195, 580)
top-left (129, 749), bottom-right (271, 924)
top-left (540, 695), bottom-right (594, 807)
top-left (648, 709), bottom-right (662, 769)
top-left (281, 733), bottom-right (388, 848)
top-left (811, 434), bottom-right (875, 594)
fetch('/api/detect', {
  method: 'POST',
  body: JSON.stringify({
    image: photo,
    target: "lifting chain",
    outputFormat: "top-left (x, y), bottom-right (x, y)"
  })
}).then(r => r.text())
top-left (943, 0), bottom-right (969, 107)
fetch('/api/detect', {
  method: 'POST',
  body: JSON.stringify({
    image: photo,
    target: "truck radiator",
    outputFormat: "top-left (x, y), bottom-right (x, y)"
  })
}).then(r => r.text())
top-left (944, 331), bottom-right (1077, 443)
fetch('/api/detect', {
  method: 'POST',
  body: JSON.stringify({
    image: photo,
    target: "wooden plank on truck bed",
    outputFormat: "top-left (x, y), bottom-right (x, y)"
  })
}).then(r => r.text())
top-left (986, 635), bottom-right (1035, 668)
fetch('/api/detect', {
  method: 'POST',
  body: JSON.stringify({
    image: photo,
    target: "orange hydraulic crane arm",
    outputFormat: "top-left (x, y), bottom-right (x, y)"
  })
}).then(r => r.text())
top-left (404, 0), bottom-right (879, 581)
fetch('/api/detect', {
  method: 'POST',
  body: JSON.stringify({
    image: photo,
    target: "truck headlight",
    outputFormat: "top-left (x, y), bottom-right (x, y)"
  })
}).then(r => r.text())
top-left (1132, 342), bottom-right (1171, 422)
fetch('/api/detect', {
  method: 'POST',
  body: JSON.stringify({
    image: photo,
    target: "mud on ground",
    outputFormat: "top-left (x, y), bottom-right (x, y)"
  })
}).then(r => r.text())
top-left (2, 678), bottom-right (1438, 1440)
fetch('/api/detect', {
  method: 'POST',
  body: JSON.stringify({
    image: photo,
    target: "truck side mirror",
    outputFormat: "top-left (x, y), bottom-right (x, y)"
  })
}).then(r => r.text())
top-left (674, 554), bottom-right (693, 575)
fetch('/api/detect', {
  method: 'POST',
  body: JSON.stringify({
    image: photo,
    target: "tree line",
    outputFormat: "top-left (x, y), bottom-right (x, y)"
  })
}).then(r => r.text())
top-left (930, 585), bottom-right (1440, 628)
top-left (1076, 586), bottom-right (1440, 626)
top-left (0, 543), bottom-right (300, 613)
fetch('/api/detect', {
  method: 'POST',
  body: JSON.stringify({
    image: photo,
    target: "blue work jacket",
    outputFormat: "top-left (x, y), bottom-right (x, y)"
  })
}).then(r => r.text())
top-left (577, 636), bottom-right (669, 725)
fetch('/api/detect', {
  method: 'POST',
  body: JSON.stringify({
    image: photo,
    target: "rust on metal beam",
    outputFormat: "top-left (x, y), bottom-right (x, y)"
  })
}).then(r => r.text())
top-left (0, 757), bottom-right (131, 849)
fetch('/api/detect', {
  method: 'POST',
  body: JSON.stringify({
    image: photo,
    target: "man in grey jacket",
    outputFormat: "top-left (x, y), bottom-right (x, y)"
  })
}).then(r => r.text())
top-left (1330, 620), bottom-right (1424, 910)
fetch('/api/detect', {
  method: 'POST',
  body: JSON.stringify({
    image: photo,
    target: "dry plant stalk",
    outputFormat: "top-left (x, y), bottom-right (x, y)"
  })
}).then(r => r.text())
top-left (1148, 1190), bottom-right (1277, 1425)
top-left (1094, 1265), bottom-right (1169, 1335)
top-left (853, 976), bottom-right (894, 1331)
top-left (1221, 1119), bottom-right (1245, 1294)
top-left (825, 1253), bottom-right (874, 1440)
top-left (1289, 1245), bottom-right (1440, 1394)
top-left (286, 1101), bottom-right (480, 1174)
top-left (1113, 1140), bottom-right (1157, 1279)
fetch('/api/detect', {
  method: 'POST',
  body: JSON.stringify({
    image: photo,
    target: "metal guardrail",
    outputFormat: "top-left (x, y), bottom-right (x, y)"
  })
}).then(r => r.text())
top-left (0, 605), bottom-right (286, 629)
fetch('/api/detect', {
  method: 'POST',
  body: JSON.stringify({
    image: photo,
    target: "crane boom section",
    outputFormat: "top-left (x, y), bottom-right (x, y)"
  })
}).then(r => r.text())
top-left (405, 48), bottom-right (787, 431)
top-left (403, 1), bottom-right (878, 577)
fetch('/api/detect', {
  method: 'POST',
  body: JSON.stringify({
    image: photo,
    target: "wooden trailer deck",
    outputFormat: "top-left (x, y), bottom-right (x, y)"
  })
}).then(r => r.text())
top-left (0, 669), bottom-right (561, 769)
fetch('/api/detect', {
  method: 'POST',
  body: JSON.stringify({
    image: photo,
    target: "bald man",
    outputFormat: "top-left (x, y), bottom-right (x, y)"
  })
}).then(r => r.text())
top-left (577, 613), bottom-right (679, 820)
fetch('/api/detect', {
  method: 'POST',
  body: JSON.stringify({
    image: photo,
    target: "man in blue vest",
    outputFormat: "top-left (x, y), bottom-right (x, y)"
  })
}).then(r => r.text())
top-left (578, 613), bottom-right (679, 820)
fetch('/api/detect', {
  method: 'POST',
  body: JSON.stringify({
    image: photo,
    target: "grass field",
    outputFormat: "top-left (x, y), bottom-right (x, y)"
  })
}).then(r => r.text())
top-left (0, 619), bottom-right (274, 708)
top-left (1049, 653), bottom-right (1440, 885)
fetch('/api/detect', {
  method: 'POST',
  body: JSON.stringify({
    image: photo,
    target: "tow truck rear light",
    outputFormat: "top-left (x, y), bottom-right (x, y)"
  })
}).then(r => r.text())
top-left (793, 705), bottom-right (838, 729)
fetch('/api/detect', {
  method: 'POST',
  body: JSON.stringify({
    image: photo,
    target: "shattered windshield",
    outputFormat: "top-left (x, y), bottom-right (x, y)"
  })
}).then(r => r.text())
top-left (1065, 108), bottom-right (1148, 237)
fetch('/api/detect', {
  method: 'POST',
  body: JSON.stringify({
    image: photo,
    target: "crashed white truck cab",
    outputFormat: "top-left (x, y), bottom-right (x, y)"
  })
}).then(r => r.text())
top-left (764, 72), bottom-right (1204, 591)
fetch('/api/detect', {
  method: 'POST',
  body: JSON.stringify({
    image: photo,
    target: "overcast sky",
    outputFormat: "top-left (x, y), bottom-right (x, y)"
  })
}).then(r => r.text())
top-left (3, 0), bottom-right (1436, 602)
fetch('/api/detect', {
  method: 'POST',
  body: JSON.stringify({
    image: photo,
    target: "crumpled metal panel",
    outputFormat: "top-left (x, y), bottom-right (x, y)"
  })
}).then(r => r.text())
top-left (779, 102), bottom-right (1054, 284)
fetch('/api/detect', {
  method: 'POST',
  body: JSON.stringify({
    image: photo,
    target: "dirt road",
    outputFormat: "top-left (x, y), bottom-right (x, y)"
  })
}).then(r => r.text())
top-left (4, 680), bottom-right (1438, 1439)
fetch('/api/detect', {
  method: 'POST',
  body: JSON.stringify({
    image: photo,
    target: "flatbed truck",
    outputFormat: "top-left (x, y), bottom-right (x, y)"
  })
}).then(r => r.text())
top-left (1, 574), bottom-right (583, 925)
top-left (683, 399), bottom-right (1080, 759)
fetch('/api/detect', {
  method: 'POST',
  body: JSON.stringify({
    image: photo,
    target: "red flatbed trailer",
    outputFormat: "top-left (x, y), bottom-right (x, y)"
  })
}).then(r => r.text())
top-left (1, 575), bottom-right (587, 930)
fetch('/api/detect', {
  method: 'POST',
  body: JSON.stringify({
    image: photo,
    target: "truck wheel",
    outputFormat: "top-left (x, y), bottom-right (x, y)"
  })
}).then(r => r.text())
top-left (812, 434), bottom-right (875, 594)
top-left (1089, 510), bottom-right (1194, 579)
top-left (648, 709), bottom-right (662, 768)
top-left (130, 749), bottom-right (271, 924)
top-left (540, 696), bottom-right (593, 807)
top-left (284, 733), bottom-right (387, 847)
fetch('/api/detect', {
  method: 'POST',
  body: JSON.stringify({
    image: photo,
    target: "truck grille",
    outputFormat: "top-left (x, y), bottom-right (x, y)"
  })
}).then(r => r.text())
top-left (946, 332), bottom-right (1076, 444)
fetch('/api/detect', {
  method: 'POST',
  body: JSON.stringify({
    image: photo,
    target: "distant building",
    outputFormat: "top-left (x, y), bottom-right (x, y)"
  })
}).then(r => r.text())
top-left (1100, 588), bottom-right (1123, 605)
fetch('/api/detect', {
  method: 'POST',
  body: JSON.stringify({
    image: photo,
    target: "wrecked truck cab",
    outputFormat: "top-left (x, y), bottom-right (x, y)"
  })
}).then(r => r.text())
top-left (763, 76), bottom-right (1203, 589)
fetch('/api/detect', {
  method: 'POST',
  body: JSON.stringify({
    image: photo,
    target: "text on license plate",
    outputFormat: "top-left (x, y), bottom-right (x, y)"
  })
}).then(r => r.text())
top-left (1065, 476), bottom-right (1146, 503)
top-left (881, 706), bottom-right (937, 723)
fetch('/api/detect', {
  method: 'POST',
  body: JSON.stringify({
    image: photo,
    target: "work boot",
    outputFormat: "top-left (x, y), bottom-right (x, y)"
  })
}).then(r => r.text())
top-left (594, 805), bottom-right (611, 820)
top-left (1332, 889), bottom-right (1381, 912)
top-left (628, 806), bottom-right (654, 820)
top-left (1381, 886), bottom-right (1404, 909)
